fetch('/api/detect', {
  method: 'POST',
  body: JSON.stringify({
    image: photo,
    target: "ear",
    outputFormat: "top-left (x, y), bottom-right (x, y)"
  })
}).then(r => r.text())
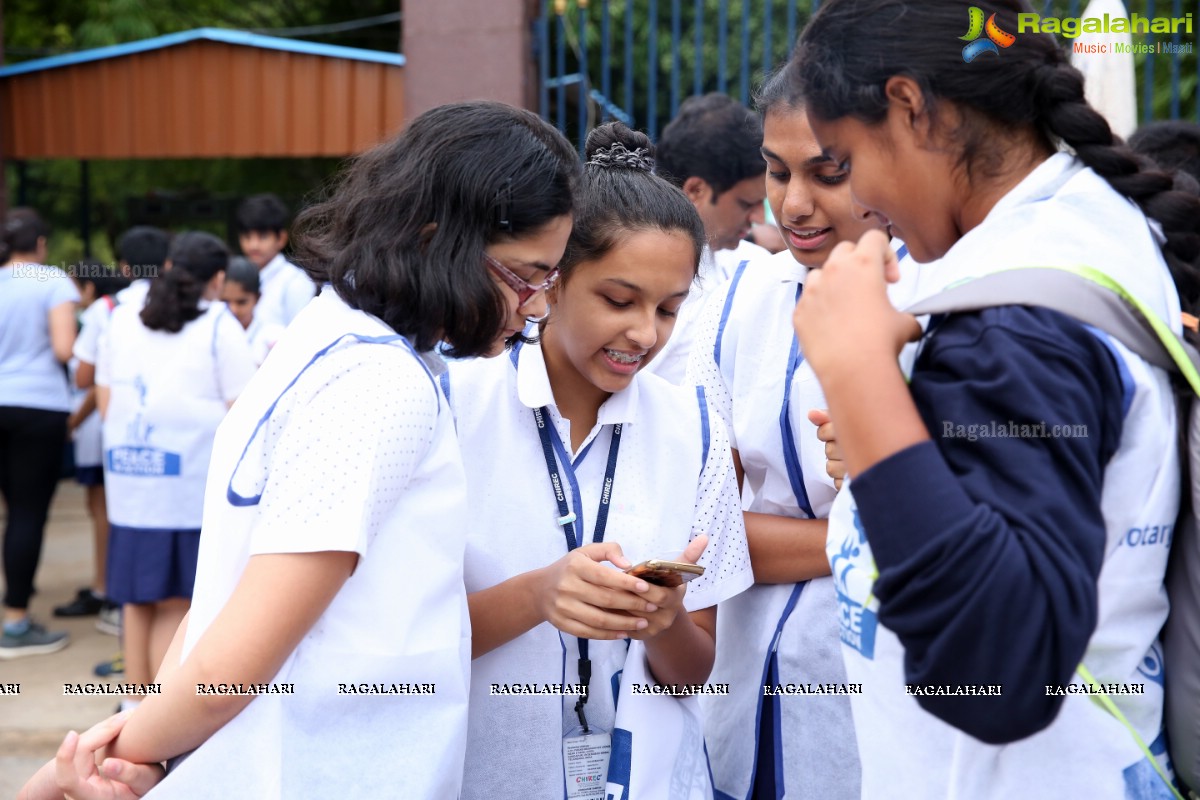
top-left (278, 230), bottom-right (289, 249)
top-left (883, 75), bottom-right (934, 146)
top-left (681, 176), bottom-right (713, 207)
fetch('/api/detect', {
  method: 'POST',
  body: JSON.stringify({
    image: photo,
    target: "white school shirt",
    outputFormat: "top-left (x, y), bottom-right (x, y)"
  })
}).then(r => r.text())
top-left (827, 153), bottom-right (1182, 798)
top-left (255, 253), bottom-right (315, 329)
top-left (446, 340), bottom-right (754, 800)
top-left (686, 244), bottom-right (923, 800)
top-left (73, 279), bottom-right (151, 367)
top-left (97, 302), bottom-right (255, 530)
top-left (243, 314), bottom-right (284, 366)
top-left (68, 356), bottom-right (102, 468)
top-left (144, 290), bottom-right (471, 800)
top-left (646, 241), bottom-right (767, 386)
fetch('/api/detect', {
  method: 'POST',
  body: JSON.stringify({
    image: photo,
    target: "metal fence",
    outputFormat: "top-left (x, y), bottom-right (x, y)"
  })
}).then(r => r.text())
top-left (536, 0), bottom-right (1199, 150)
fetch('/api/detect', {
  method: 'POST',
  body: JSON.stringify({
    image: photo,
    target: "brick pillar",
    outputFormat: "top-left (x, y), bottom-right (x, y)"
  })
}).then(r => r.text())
top-left (402, 0), bottom-right (539, 122)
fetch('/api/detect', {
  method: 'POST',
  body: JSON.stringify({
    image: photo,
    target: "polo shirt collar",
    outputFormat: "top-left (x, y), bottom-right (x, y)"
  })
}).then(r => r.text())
top-left (513, 340), bottom-right (640, 424)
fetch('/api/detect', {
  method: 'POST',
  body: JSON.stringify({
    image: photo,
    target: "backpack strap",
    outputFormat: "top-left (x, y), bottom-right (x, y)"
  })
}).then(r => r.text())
top-left (906, 265), bottom-right (1200, 397)
top-left (912, 265), bottom-right (1196, 799)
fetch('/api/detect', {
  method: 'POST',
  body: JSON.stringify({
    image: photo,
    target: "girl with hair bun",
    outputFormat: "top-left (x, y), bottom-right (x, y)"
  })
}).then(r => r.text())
top-left (788, 0), bottom-right (1200, 797)
top-left (97, 231), bottom-right (257, 717)
top-left (447, 121), bottom-right (753, 798)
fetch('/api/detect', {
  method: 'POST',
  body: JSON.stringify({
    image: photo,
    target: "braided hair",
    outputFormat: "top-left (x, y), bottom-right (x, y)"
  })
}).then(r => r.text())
top-left (558, 122), bottom-right (706, 283)
top-left (793, 0), bottom-right (1200, 318)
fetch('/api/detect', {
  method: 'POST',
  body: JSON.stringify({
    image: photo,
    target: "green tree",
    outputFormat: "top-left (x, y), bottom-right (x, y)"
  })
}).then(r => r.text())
top-left (3, 0), bottom-right (400, 266)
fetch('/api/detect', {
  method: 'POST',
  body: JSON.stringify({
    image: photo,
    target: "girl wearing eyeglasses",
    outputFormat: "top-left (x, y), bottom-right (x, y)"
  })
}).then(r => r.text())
top-left (20, 101), bottom-right (580, 800)
top-left (444, 122), bottom-right (754, 799)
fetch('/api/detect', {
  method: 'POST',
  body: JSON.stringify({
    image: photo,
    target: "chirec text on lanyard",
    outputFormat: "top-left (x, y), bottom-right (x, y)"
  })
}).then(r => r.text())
top-left (531, 406), bottom-right (624, 734)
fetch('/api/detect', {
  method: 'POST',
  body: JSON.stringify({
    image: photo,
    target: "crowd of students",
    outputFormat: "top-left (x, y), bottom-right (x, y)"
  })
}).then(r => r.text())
top-left (3, 0), bottom-right (1200, 796)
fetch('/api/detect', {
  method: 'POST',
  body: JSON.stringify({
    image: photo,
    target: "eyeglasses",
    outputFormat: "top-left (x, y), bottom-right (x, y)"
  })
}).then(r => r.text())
top-left (483, 252), bottom-right (560, 308)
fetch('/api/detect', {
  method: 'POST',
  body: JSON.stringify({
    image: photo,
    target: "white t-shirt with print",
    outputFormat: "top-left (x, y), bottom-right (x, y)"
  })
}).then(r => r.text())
top-left (98, 302), bottom-right (255, 530)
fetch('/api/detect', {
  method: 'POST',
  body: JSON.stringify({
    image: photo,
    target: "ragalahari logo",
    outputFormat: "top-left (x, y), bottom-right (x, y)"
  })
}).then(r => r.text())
top-left (960, 6), bottom-right (1017, 62)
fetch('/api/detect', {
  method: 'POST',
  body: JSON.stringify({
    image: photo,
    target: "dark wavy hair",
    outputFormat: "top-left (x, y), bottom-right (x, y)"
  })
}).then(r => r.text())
top-left (1130, 120), bottom-right (1200, 187)
top-left (292, 101), bottom-right (581, 358)
top-left (1, 208), bottom-right (50, 263)
top-left (655, 93), bottom-right (766, 199)
top-left (140, 232), bottom-right (229, 333)
top-left (794, 0), bottom-right (1200, 317)
top-left (560, 122), bottom-right (706, 282)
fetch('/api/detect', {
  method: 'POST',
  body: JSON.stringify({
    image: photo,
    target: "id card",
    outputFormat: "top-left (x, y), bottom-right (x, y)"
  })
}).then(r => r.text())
top-left (563, 727), bottom-right (611, 799)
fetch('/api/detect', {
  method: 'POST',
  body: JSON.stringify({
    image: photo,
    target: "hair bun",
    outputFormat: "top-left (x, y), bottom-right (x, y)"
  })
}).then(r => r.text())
top-left (585, 122), bottom-right (655, 172)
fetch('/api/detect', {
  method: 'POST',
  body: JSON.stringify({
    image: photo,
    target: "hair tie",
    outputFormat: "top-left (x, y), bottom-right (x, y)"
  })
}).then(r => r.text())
top-left (587, 143), bottom-right (654, 173)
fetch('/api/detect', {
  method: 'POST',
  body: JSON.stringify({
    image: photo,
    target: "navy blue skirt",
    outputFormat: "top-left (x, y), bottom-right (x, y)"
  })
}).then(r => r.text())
top-left (75, 465), bottom-right (104, 486)
top-left (106, 524), bottom-right (201, 604)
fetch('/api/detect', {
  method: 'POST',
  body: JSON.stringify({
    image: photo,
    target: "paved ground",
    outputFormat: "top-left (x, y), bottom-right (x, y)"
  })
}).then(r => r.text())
top-left (1, 481), bottom-right (124, 795)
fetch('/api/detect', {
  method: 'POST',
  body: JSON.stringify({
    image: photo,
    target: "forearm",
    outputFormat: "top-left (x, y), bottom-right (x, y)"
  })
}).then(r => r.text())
top-left (819, 353), bottom-right (928, 476)
top-left (644, 608), bottom-right (715, 687)
top-left (69, 389), bottom-right (97, 430)
top-left (108, 551), bottom-right (356, 763)
top-left (106, 665), bottom-right (255, 763)
top-left (745, 513), bottom-right (830, 583)
top-left (96, 385), bottom-right (110, 419)
top-left (468, 570), bottom-right (548, 659)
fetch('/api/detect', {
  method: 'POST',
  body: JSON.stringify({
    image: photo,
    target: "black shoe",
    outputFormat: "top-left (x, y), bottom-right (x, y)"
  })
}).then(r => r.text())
top-left (53, 588), bottom-right (105, 617)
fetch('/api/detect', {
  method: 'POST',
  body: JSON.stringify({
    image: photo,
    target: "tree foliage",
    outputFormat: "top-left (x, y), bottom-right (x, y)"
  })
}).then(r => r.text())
top-left (541, 0), bottom-right (1196, 148)
top-left (3, 0), bottom-right (400, 266)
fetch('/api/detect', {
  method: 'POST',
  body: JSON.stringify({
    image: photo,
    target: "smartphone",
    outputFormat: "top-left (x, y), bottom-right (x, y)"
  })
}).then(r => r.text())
top-left (624, 559), bottom-right (705, 588)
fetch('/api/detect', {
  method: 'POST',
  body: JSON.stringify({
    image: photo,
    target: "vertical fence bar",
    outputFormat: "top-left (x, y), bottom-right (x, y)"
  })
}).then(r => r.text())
top-left (740, 0), bottom-right (752, 103)
top-left (787, 0), bottom-right (797, 56)
top-left (557, 9), bottom-right (567, 132)
top-left (602, 0), bottom-right (611, 123)
top-left (671, 0), bottom-right (682, 117)
top-left (1170, 0), bottom-right (1182, 118)
top-left (719, 0), bottom-right (729, 93)
top-left (763, 0), bottom-right (774, 75)
top-left (539, 0), bottom-right (550, 121)
top-left (1068, 0), bottom-right (1079, 18)
top-left (694, 0), bottom-right (704, 95)
top-left (579, 2), bottom-right (589, 154)
top-left (1144, 0), bottom-right (1156, 123)
top-left (649, 0), bottom-right (659, 138)
top-left (625, 0), bottom-right (635, 127)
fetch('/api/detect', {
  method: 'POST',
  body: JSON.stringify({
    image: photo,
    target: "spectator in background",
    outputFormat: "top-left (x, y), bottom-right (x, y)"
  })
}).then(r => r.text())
top-left (647, 93), bottom-right (769, 383)
top-left (0, 208), bottom-right (78, 658)
top-left (74, 226), bottom-right (170, 399)
top-left (68, 226), bottom-right (170, 650)
top-left (53, 263), bottom-right (131, 630)
top-left (220, 256), bottom-right (284, 366)
top-left (236, 193), bottom-right (315, 329)
top-left (97, 232), bottom-right (256, 713)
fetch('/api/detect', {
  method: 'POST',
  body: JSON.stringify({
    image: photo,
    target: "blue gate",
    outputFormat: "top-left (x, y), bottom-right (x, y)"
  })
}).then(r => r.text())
top-left (536, 0), bottom-right (1199, 150)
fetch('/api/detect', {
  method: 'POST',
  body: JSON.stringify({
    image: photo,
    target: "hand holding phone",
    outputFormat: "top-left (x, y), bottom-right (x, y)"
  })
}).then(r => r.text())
top-left (624, 559), bottom-right (705, 589)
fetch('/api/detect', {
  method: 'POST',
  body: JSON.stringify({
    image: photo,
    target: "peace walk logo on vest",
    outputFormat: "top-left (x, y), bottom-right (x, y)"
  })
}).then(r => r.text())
top-left (960, 6), bottom-right (1017, 63)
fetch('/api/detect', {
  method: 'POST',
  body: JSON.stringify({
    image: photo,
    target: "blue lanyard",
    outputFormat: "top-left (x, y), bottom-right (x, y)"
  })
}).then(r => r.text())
top-left (531, 405), bottom-right (624, 734)
top-left (780, 284), bottom-right (816, 519)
